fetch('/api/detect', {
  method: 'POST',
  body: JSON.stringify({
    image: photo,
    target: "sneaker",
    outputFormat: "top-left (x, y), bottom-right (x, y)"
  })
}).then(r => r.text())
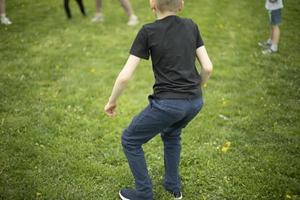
top-left (258, 41), bottom-right (271, 48)
top-left (127, 15), bottom-right (139, 26)
top-left (119, 188), bottom-right (153, 200)
top-left (1, 16), bottom-right (12, 25)
top-left (173, 191), bottom-right (183, 200)
top-left (166, 189), bottom-right (183, 200)
top-left (119, 188), bottom-right (138, 200)
top-left (91, 14), bottom-right (104, 22)
top-left (262, 48), bottom-right (277, 55)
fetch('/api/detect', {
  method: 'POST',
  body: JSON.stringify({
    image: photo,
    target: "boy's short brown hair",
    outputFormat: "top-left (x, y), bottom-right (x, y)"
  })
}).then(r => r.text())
top-left (156, 0), bottom-right (182, 12)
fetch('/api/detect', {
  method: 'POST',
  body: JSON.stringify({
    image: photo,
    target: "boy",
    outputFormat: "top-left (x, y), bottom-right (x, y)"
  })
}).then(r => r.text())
top-left (91, 0), bottom-right (139, 26)
top-left (259, 0), bottom-right (283, 54)
top-left (104, 0), bottom-right (213, 199)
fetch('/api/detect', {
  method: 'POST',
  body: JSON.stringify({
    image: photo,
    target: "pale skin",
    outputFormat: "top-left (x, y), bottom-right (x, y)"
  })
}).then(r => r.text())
top-left (271, 25), bottom-right (280, 45)
top-left (95, 0), bottom-right (135, 17)
top-left (0, 0), bottom-right (6, 16)
top-left (268, 0), bottom-right (280, 46)
top-left (104, 0), bottom-right (213, 117)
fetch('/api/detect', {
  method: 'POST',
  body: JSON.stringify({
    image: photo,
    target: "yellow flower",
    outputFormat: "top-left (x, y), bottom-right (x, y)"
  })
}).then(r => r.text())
top-left (222, 141), bottom-right (231, 153)
top-left (286, 194), bottom-right (292, 199)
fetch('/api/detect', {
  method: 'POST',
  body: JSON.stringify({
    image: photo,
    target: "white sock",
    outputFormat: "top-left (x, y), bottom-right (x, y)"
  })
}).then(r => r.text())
top-left (129, 15), bottom-right (137, 20)
top-left (270, 44), bottom-right (278, 52)
top-left (95, 13), bottom-right (103, 17)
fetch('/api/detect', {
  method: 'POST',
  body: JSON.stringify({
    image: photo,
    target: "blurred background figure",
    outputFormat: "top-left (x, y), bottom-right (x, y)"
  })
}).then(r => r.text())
top-left (64, 0), bottom-right (87, 19)
top-left (259, 0), bottom-right (283, 54)
top-left (0, 0), bottom-right (12, 25)
top-left (91, 0), bottom-right (139, 26)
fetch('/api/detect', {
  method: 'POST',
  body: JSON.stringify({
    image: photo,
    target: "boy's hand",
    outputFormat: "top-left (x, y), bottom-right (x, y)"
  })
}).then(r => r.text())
top-left (104, 102), bottom-right (117, 117)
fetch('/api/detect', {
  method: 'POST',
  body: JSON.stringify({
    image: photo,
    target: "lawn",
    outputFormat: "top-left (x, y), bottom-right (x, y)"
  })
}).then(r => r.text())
top-left (0, 0), bottom-right (299, 199)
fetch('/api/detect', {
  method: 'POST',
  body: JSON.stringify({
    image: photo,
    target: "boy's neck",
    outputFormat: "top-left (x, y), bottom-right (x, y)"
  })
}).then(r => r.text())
top-left (156, 11), bottom-right (177, 20)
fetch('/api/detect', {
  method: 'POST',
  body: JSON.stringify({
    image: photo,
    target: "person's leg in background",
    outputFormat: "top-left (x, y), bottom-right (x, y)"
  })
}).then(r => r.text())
top-left (119, 0), bottom-right (133, 17)
top-left (262, 9), bottom-right (282, 54)
top-left (75, 0), bottom-right (86, 16)
top-left (270, 25), bottom-right (280, 51)
top-left (270, 9), bottom-right (281, 52)
top-left (95, 0), bottom-right (102, 14)
top-left (91, 0), bottom-right (104, 22)
top-left (119, 0), bottom-right (139, 26)
top-left (64, 0), bottom-right (72, 19)
top-left (0, 0), bottom-right (12, 25)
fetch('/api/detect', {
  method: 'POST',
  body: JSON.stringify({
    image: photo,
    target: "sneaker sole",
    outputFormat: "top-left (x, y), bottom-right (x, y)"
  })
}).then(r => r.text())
top-left (262, 49), bottom-right (277, 55)
top-left (174, 195), bottom-right (183, 200)
top-left (119, 191), bottom-right (131, 200)
top-left (258, 44), bottom-right (271, 49)
top-left (127, 21), bottom-right (139, 26)
top-left (1, 22), bottom-right (12, 25)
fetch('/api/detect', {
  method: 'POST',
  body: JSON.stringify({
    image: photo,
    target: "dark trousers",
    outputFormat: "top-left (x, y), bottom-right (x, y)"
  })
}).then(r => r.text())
top-left (64, 0), bottom-right (86, 18)
top-left (121, 97), bottom-right (203, 199)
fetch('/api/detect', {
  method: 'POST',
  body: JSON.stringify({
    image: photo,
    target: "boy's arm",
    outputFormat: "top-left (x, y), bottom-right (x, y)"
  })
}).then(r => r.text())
top-left (196, 46), bottom-right (213, 86)
top-left (104, 55), bottom-right (141, 117)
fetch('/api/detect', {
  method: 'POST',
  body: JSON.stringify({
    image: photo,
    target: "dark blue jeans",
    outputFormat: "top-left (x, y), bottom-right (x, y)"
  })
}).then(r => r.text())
top-left (121, 97), bottom-right (203, 200)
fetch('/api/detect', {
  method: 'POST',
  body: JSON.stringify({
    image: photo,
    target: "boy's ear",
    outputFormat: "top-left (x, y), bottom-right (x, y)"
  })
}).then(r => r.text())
top-left (149, 0), bottom-right (156, 11)
top-left (179, 0), bottom-right (184, 11)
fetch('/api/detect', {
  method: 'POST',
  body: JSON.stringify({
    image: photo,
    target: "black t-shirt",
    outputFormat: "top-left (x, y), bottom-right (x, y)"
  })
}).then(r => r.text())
top-left (130, 15), bottom-right (204, 99)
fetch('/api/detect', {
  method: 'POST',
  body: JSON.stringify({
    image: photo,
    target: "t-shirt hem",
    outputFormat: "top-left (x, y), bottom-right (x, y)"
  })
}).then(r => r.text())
top-left (151, 90), bottom-right (202, 100)
top-left (196, 44), bottom-right (204, 49)
top-left (130, 51), bottom-right (149, 60)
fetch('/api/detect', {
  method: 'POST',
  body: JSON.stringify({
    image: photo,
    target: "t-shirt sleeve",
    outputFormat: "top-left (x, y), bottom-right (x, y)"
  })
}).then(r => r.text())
top-left (130, 26), bottom-right (150, 60)
top-left (195, 23), bottom-right (204, 48)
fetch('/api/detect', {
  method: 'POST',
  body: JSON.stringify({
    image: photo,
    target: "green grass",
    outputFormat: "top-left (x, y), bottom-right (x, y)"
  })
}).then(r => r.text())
top-left (1, 0), bottom-right (300, 199)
